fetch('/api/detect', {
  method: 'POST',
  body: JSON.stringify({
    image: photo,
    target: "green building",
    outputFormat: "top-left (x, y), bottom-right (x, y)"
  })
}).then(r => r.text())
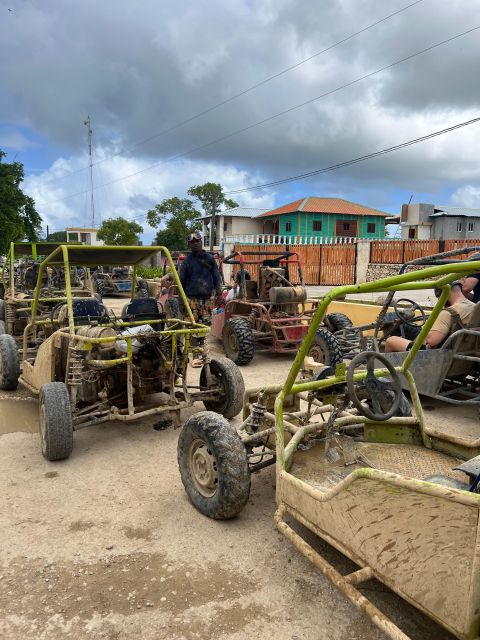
top-left (258, 197), bottom-right (388, 239)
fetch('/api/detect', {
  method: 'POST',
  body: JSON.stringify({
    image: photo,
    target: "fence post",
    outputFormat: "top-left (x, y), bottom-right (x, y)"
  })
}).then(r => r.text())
top-left (355, 240), bottom-right (370, 283)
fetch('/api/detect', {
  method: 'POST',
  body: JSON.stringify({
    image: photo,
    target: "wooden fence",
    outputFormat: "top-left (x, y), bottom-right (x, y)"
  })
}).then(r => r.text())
top-left (370, 240), bottom-right (442, 264)
top-left (233, 243), bottom-right (355, 285)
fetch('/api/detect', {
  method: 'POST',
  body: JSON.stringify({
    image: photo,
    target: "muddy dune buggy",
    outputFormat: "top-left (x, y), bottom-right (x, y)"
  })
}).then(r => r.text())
top-left (0, 245), bottom-right (244, 461)
top-left (211, 250), bottom-right (350, 365)
top-left (92, 265), bottom-right (148, 298)
top-left (179, 259), bottom-right (480, 640)
top-left (334, 245), bottom-right (480, 405)
top-left (0, 241), bottom-right (93, 344)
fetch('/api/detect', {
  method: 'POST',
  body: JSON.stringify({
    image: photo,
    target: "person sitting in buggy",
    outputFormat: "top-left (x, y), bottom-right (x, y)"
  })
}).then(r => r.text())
top-left (225, 270), bottom-right (251, 302)
top-left (385, 280), bottom-right (476, 352)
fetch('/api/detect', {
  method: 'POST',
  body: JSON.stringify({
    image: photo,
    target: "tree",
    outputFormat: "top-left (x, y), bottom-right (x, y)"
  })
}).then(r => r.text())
top-left (187, 183), bottom-right (237, 251)
top-left (97, 217), bottom-right (143, 245)
top-left (0, 150), bottom-right (42, 255)
top-left (45, 230), bottom-right (67, 242)
top-left (147, 197), bottom-right (199, 251)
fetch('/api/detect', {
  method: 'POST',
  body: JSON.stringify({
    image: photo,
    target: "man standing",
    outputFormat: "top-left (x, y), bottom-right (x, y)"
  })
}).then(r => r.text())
top-left (179, 231), bottom-right (223, 366)
top-left (385, 282), bottom-right (475, 352)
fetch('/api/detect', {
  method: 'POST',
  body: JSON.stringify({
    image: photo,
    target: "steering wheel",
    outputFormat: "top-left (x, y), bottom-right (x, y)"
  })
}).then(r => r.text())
top-left (393, 298), bottom-right (426, 328)
top-left (346, 351), bottom-right (402, 421)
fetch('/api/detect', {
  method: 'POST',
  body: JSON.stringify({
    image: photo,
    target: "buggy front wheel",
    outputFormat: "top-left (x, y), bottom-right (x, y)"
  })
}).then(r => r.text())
top-left (307, 328), bottom-right (343, 367)
top-left (39, 382), bottom-right (73, 461)
top-left (177, 411), bottom-right (250, 519)
top-left (200, 357), bottom-right (245, 418)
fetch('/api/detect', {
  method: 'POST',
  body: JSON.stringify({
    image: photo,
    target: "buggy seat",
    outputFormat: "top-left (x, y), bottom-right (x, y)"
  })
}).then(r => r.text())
top-left (56, 298), bottom-right (110, 326)
top-left (443, 301), bottom-right (480, 378)
top-left (121, 297), bottom-right (163, 323)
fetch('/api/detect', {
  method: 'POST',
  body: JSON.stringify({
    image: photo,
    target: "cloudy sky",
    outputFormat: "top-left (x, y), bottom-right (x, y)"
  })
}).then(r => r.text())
top-left (1, 0), bottom-right (479, 242)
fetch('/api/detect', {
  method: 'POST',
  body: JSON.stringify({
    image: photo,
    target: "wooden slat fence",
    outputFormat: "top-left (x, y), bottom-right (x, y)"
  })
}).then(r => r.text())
top-left (370, 240), bottom-right (404, 264)
top-left (444, 239), bottom-right (480, 256)
top-left (233, 242), bottom-right (356, 285)
top-left (319, 244), bottom-right (356, 285)
top-left (403, 240), bottom-right (439, 262)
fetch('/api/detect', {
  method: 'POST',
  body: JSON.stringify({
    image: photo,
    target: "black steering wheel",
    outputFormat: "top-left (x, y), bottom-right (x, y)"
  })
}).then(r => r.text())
top-left (393, 298), bottom-right (426, 328)
top-left (346, 351), bottom-right (402, 421)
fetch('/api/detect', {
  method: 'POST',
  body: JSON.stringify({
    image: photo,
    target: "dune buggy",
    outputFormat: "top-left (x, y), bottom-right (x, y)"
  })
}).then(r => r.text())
top-left (179, 258), bottom-right (480, 640)
top-left (211, 250), bottom-right (349, 366)
top-left (0, 241), bottom-right (93, 344)
top-left (0, 245), bottom-right (244, 461)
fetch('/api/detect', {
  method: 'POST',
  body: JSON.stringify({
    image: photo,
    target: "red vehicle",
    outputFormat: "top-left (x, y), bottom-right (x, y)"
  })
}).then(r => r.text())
top-left (211, 250), bottom-right (348, 365)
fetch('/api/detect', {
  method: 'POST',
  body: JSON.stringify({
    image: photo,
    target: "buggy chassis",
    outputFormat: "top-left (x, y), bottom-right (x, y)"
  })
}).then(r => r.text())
top-left (335, 245), bottom-right (480, 404)
top-left (1, 244), bottom-right (244, 460)
top-left (211, 250), bottom-right (345, 365)
top-left (179, 259), bottom-right (480, 640)
top-left (0, 241), bottom-right (91, 343)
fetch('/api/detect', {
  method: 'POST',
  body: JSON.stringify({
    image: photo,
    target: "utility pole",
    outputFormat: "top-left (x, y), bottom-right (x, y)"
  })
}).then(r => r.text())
top-left (83, 116), bottom-right (95, 227)
top-left (46, 225), bottom-right (49, 240)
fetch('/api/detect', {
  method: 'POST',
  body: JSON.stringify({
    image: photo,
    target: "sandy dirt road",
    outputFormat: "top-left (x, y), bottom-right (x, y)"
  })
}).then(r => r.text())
top-left (0, 299), bottom-right (471, 639)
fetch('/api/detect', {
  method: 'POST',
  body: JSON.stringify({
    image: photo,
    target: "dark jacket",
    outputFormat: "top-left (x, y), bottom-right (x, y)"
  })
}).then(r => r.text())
top-left (179, 251), bottom-right (222, 299)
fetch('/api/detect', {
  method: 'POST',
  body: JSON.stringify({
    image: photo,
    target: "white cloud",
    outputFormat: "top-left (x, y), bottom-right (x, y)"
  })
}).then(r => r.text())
top-left (450, 185), bottom-right (480, 208)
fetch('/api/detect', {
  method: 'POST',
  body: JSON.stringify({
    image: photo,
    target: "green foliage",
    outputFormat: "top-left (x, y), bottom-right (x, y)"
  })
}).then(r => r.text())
top-left (46, 230), bottom-right (67, 242)
top-left (137, 265), bottom-right (165, 279)
top-left (147, 197), bottom-right (200, 251)
top-left (0, 150), bottom-right (42, 255)
top-left (97, 217), bottom-right (143, 245)
top-left (187, 182), bottom-right (237, 250)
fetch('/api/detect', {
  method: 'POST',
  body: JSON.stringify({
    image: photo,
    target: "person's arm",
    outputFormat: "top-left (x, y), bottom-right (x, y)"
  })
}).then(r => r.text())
top-left (425, 309), bottom-right (451, 347)
top-left (462, 276), bottom-right (480, 301)
top-left (210, 255), bottom-right (222, 295)
top-left (179, 259), bottom-right (188, 288)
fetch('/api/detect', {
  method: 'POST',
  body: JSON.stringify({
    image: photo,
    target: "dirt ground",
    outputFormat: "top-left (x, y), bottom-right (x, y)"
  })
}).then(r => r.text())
top-left (0, 297), bottom-right (472, 640)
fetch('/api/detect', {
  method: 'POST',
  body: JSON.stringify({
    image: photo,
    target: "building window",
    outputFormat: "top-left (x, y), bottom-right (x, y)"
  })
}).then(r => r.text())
top-left (468, 222), bottom-right (474, 232)
top-left (367, 223), bottom-right (376, 234)
top-left (80, 232), bottom-right (91, 245)
top-left (68, 232), bottom-right (79, 241)
top-left (223, 222), bottom-right (228, 232)
top-left (457, 222), bottom-right (463, 232)
top-left (313, 220), bottom-right (322, 232)
top-left (285, 222), bottom-right (292, 232)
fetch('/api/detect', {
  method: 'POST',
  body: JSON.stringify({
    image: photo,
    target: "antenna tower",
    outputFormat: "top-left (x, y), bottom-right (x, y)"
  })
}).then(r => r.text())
top-left (84, 116), bottom-right (95, 227)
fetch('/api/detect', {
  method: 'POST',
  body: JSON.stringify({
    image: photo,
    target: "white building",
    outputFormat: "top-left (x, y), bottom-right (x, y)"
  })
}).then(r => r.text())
top-left (400, 203), bottom-right (480, 240)
top-left (197, 207), bottom-right (268, 250)
top-left (65, 227), bottom-right (103, 246)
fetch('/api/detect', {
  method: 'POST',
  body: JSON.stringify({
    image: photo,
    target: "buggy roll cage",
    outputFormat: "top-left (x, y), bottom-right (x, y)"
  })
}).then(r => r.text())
top-left (223, 250), bottom-right (304, 298)
top-left (373, 245), bottom-right (480, 340)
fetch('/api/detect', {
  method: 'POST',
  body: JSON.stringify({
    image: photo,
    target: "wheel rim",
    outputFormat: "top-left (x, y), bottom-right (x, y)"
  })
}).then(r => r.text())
top-left (226, 328), bottom-right (239, 355)
top-left (39, 402), bottom-right (47, 456)
top-left (189, 438), bottom-right (218, 497)
top-left (309, 344), bottom-right (326, 364)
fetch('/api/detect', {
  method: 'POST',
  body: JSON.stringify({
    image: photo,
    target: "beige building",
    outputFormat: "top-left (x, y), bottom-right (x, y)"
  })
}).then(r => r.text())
top-left (65, 227), bottom-right (103, 246)
top-left (197, 207), bottom-right (267, 250)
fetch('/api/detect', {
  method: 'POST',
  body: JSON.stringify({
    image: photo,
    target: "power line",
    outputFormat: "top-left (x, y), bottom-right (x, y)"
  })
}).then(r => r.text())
top-left (35, 23), bottom-right (480, 209)
top-left (35, 0), bottom-right (426, 186)
top-left (223, 116), bottom-right (480, 194)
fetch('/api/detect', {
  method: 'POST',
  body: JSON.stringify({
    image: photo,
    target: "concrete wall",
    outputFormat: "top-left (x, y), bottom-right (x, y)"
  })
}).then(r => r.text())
top-left (432, 216), bottom-right (479, 240)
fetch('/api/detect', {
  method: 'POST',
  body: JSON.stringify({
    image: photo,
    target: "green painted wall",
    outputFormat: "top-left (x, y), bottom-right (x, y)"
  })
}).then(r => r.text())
top-left (263, 212), bottom-right (385, 238)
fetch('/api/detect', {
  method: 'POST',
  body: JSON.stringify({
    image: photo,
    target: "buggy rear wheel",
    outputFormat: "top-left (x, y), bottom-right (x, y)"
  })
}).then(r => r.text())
top-left (39, 382), bottom-right (73, 461)
top-left (200, 357), bottom-right (245, 418)
top-left (177, 411), bottom-right (250, 519)
top-left (0, 334), bottom-right (19, 390)
top-left (307, 328), bottom-right (343, 367)
top-left (222, 317), bottom-right (255, 365)
top-left (324, 312), bottom-right (353, 332)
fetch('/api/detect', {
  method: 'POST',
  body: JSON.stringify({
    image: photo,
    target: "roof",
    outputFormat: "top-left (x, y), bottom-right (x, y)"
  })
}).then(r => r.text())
top-left (10, 242), bottom-right (68, 258)
top-left (196, 206), bottom-right (268, 221)
top-left (65, 227), bottom-right (98, 232)
top-left (257, 197), bottom-right (389, 218)
top-left (42, 245), bottom-right (163, 267)
top-left (430, 205), bottom-right (480, 218)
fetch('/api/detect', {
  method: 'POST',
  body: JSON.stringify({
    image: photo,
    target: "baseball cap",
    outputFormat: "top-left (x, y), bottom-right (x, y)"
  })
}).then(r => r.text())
top-left (186, 231), bottom-right (202, 242)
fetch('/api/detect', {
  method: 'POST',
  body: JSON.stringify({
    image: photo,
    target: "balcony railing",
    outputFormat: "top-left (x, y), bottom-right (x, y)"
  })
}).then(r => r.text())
top-left (223, 234), bottom-right (356, 245)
